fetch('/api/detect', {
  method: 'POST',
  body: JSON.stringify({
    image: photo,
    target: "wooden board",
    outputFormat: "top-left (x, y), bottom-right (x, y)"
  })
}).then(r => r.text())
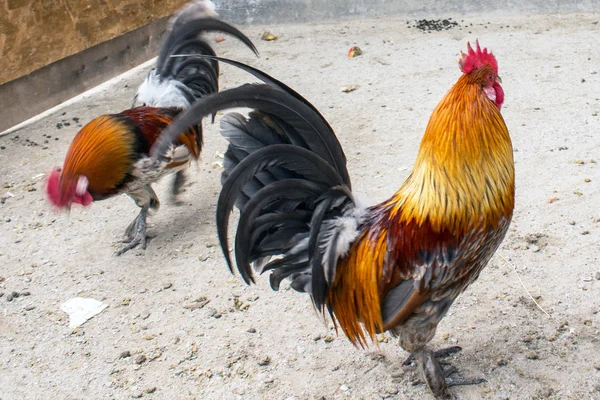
top-left (0, 0), bottom-right (188, 85)
top-left (0, 16), bottom-right (168, 134)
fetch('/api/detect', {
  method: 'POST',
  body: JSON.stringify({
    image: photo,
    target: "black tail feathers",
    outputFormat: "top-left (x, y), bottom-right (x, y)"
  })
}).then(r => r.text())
top-left (150, 59), bottom-right (358, 308)
top-left (134, 1), bottom-right (258, 108)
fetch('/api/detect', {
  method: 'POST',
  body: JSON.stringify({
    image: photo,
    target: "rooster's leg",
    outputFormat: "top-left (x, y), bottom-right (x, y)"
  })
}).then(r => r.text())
top-left (413, 347), bottom-right (486, 399)
top-left (415, 348), bottom-right (455, 399)
top-left (116, 205), bottom-right (150, 255)
top-left (118, 186), bottom-right (159, 255)
top-left (170, 170), bottom-right (186, 204)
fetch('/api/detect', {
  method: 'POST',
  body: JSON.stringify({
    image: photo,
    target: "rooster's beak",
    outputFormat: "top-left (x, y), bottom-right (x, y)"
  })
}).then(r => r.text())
top-left (495, 76), bottom-right (502, 84)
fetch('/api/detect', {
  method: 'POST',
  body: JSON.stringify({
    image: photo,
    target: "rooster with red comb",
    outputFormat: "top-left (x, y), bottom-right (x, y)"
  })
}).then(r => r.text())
top-left (151, 38), bottom-right (514, 399)
top-left (46, 0), bottom-right (258, 255)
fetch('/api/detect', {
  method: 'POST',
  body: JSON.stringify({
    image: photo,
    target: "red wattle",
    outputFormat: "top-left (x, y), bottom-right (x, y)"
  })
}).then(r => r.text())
top-left (494, 82), bottom-right (504, 110)
top-left (46, 168), bottom-right (65, 207)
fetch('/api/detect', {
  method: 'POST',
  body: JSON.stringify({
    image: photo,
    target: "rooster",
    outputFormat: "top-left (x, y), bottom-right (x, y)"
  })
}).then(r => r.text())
top-left (46, 0), bottom-right (258, 255)
top-left (153, 41), bottom-right (514, 399)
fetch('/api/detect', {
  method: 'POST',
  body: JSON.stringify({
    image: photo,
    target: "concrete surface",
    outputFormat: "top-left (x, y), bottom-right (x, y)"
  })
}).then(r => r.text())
top-left (1, 11), bottom-right (599, 400)
top-left (216, 0), bottom-right (600, 23)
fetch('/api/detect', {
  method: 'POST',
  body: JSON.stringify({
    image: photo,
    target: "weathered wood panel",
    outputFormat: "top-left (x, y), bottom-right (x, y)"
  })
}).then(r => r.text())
top-left (0, 16), bottom-right (168, 133)
top-left (0, 0), bottom-right (188, 85)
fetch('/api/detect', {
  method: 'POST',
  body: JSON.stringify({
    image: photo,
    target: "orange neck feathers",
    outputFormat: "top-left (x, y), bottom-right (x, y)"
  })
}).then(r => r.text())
top-left (61, 115), bottom-right (137, 197)
top-left (388, 72), bottom-right (514, 233)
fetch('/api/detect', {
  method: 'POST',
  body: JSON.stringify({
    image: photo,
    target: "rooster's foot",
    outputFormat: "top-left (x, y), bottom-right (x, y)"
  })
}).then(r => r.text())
top-left (117, 206), bottom-right (150, 255)
top-left (413, 347), bottom-right (486, 400)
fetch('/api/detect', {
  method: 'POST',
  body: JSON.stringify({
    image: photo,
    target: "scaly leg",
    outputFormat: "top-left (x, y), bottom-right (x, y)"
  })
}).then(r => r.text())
top-left (410, 347), bottom-right (486, 399)
top-left (170, 170), bottom-right (186, 204)
top-left (416, 348), bottom-right (455, 399)
top-left (116, 205), bottom-right (150, 256)
top-left (117, 185), bottom-right (159, 256)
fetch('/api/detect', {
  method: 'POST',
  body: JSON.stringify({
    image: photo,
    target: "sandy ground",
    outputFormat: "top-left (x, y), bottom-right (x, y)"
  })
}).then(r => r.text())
top-left (1, 12), bottom-right (600, 400)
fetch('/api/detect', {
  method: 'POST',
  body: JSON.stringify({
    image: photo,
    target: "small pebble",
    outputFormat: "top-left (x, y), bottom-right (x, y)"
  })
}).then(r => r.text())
top-left (247, 328), bottom-right (256, 333)
top-left (146, 387), bottom-right (156, 394)
top-left (24, 305), bottom-right (35, 311)
top-left (163, 282), bottom-right (172, 290)
top-left (6, 293), bottom-right (13, 302)
top-left (595, 271), bottom-right (600, 280)
top-left (380, 386), bottom-right (399, 396)
top-left (261, 31), bottom-right (277, 41)
top-left (258, 356), bottom-right (271, 366)
top-left (390, 370), bottom-right (405, 379)
top-left (20, 291), bottom-right (30, 296)
top-left (120, 351), bottom-right (131, 358)
top-left (526, 352), bottom-right (539, 360)
top-left (4, 217), bottom-right (10, 222)
top-left (134, 355), bottom-right (147, 365)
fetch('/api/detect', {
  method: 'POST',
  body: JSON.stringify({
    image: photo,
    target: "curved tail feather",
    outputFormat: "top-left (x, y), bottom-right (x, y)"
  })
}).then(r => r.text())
top-left (150, 66), bottom-right (365, 312)
top-left (135, 1), bottom-right (258, 109)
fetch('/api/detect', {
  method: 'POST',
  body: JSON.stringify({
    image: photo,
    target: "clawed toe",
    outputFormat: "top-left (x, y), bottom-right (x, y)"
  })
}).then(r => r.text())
top-left (445, 375), bottom-right (487, 387)
top-left (404, 346), bottom-right (463, 366)
top-left (116, 233), bottom-right (149, 256)
top-left (442, 365), bottom-right (458, 378)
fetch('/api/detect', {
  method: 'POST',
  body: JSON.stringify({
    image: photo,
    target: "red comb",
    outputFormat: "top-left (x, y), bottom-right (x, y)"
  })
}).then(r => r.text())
top-left (458, 40), bottom-right (498, 74)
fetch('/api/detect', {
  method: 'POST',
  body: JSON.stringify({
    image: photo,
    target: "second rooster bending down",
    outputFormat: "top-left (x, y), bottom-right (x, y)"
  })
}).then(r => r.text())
top-left (154, 41), bottom-right (514, 399)
top-left (46, 0), bottom-right (258, 255)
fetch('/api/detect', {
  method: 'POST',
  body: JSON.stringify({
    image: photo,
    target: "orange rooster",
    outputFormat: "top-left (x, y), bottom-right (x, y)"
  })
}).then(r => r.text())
top-left (46, 0), bottom-right (258, 255)
top-left (153, 41), bottom-right (514, 399)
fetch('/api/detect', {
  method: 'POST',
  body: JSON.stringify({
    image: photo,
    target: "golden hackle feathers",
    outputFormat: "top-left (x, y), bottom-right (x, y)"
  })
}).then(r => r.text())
top-left (61, 115), bottom-right (136, 195)
top-left (386, 72), bottom-right (514, 233)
